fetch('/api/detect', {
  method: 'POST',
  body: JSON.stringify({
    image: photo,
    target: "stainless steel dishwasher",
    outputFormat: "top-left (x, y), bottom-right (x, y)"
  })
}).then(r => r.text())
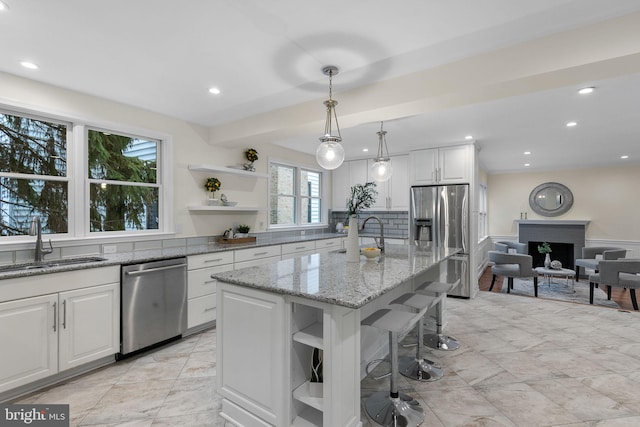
top-left (120, 257), bottom-right (188, 356)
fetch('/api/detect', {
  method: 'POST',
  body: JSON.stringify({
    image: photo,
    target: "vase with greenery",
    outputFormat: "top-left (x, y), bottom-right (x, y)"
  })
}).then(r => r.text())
top-left (243, 148), bottom-right (259, 172)
top-left (345, 182), bottom-right (377, 262)
top-left (538, 242), bottom-right (552, 268)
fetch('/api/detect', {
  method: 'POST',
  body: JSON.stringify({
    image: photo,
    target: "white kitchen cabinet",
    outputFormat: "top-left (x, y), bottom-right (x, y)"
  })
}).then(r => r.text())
top-left (314, 237), bottom-right (344, 253)
top-left (332, 160), bottom-right (368, 211)
top-left (187, 252), bottom-right (234, 329)
top-left (410, 145), bottom-right (471, 185)
top-left (0, 275), bottom-right (119, 394)
top-left (234, 245), bottom-right (282, 269)
top-left (0, 294), bottom-right (58, 393)
top-left (281, 241), bottom-right (316, 260)
top-left (217, 283), bottom-right (287, 426)
top-left (368, 155), bottom-right (409, 210)
top-left (58, 283), bottom-right (119, 371)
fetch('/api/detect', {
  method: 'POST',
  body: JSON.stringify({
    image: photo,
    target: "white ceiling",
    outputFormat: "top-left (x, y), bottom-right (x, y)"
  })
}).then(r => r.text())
top-left (1, 0), bottom-right (640, 173)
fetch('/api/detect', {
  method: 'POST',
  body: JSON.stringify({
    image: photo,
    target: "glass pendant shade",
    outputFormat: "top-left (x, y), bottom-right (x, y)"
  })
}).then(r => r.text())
top-left (371, 121), bottom-right (392, 182)
top-left (316, 66), bottom-right (345, 170)
top-left (316, 140), bottom-right (345, 170)
top-left (371, 158), bottom-right (392, 182)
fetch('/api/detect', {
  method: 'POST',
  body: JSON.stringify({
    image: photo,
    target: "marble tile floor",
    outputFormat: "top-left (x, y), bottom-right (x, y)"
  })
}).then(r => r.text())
top-left (14, 292), bottom-right (640, 426)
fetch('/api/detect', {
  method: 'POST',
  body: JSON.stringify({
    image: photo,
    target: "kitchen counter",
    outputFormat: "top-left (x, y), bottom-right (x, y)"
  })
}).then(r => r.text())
top-left (212, 244), bottom-right (459, 309)
top-left (0, 233), bottom-right (344, 280)
top-left (213, 243), bottom-right (461, 426)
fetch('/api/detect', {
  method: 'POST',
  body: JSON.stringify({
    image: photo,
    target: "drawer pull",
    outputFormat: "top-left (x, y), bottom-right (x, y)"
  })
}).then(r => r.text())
top-left (296, 246), bottom-right (306, 250)
top-left (204, 307), bottom-right (216, 312)
top-left (204, 280), bottom-right (217, 285)
top-left (204, 258), bottom-right (224, 263)
top-left (254, 252), bottom-right (268, 256)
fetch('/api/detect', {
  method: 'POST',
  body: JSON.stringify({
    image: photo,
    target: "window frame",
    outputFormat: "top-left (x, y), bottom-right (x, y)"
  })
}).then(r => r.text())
top-left (268, 159), bottom-right (327, 230)
top-left (0, 103), bottom-right (173, 245)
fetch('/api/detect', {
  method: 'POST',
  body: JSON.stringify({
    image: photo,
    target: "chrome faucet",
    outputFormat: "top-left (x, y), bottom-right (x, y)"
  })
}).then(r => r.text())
top-left (360, 215), bottom-right (385, 253)
top-left (29, 216), bottom-right (53, 262)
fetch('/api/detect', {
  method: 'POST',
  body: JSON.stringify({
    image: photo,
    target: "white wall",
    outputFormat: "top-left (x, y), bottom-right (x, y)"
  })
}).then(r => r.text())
top-left (488, 164), bottom-right (640, 243)
top-left (0, 71), bottom-right (317, 238)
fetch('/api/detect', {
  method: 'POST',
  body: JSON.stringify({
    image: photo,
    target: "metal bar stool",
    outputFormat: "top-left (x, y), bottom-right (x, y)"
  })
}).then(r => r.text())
top-left (390, 292), bottom-right (444, 382)
top-left (415, 280), bottom-right (461, 351)
top-left (361, 307), bottom-right (425, 427)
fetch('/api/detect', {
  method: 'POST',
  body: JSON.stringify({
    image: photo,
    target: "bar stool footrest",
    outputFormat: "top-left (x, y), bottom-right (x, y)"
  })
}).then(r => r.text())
top-left (398, 356), bottom-right (444, 382)
top-left (424, 333), bottom-right (460, 351)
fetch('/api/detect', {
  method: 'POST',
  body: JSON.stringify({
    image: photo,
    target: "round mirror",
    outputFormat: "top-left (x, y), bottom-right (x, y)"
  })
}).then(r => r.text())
top-left (528, 182), bottom-right (574, 217)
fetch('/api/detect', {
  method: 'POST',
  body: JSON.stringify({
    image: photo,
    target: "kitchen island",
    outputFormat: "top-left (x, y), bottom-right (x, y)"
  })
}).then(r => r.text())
top-left (212, 244), bottom-right (460, 427)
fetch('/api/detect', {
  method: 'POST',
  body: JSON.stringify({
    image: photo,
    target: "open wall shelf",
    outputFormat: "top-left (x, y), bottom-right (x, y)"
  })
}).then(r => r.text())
top-left (188, 164), bottom-right (268, 179)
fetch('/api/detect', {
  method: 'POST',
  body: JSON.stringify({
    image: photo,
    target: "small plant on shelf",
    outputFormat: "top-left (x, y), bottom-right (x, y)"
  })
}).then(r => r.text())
top-left (237, 224), bottom-right (251, 234)
top-left (243, 148), bottom-right (259, 171)
top-left (205, 177), bottom-right (221, 193)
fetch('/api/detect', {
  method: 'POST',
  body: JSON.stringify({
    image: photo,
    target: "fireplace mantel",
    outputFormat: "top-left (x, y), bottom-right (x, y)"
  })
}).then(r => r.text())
top-left (517, 220), bottom-right (589, 270)
top-left (515, 219), bottom-right (590, 226)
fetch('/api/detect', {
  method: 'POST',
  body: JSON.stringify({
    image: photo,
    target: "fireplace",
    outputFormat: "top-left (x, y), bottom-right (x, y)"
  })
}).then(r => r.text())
top-left (518, 220), bottom-right (589, 271)
top-left (528, 241), bottom-right (575, 269)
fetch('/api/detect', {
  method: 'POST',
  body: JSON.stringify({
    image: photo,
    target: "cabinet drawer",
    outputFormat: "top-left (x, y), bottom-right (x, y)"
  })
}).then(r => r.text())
top-left (188, 294), bottom-right (216, 328)
top-left (234, 246), bottom-right (281, 263)
top-left (234, 255), bottom-right (281, 270)
top-left (315, 238), bottom-right (343, 252)
top-left (188, 265), bottom-right (231, 299)
top-left (281, 241), bottom-right (315, 255)
top-left (188, 251), bottom-right (234, 270)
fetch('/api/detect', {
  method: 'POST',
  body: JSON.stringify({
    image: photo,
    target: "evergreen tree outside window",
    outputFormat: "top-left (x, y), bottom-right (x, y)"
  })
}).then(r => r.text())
top-left (0, 111), bottom-right (69, 236)
top-left (88, 129), bottom-right (159, 232)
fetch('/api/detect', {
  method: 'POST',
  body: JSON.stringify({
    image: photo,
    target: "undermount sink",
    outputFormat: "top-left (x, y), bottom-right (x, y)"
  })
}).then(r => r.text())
top-left (0, 256), bottom-right (107, 273)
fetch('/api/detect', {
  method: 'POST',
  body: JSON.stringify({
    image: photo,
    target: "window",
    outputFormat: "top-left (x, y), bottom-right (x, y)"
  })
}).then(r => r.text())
top-left (269, 162), bottom-right (323, 227)
top-left (0, 111), bottom-right (69, 236)
top-left (88, 129), bottom-right (159, 232)
top-left (0, 106), bottom-right (168, 241)
top-left (478, 184), bottom-right (488, 241)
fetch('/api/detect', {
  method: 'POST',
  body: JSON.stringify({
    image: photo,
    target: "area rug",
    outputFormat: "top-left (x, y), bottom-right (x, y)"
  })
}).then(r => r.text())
top-left (499, 277), bottom-right (619, 308)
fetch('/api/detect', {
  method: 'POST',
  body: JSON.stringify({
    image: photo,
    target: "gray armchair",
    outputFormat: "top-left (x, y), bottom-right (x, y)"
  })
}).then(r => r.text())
top-left (588, 259), bottom-right (639, 310)
top-left (575, 247), bottom-right (627, 281)
top-left (494, 241), bottom-right (527, 254)
top-left (488, 250), bottom-right (539, 297)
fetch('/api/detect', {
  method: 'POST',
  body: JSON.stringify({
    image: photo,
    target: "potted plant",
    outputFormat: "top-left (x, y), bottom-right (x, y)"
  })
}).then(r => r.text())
top-left (236, 224), bottom-right (251, 237)
top-left (538, 242), bottom-right (552, 268)
top-left (205, 177), bottom-right (221, 205)
top-left (243, 148), bottom-right (259, 171)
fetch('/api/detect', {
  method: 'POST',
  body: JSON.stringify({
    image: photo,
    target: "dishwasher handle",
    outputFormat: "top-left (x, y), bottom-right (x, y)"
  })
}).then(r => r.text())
top-left (124, 263), bottom-right (187, 276)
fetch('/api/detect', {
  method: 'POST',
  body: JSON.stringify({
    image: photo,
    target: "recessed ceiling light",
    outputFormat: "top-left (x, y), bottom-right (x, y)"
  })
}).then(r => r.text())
top-left (464, 135), bottom-right (473, 140)
top-left (524, 151), bottom-right (531, 155)
top-left (362, 148), bottom-right (369, 152)
top-left (208, 87), bottom-right (221, 95)
top-left (621, 155), bottom-right (629, 159)
top-left (0, 1), bottom-right (9, 11)
top-left (578, 87), bottom-right (595, 95)
top-left (524, 163), bottom-right (530, 167)
top-left (20, 61), bottom-right (39, 70)
top-left (566, 121), bottom-right (577, 127)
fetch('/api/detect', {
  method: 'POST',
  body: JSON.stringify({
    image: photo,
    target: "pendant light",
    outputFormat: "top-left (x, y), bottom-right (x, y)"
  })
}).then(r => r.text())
top-left (316, 65), bottom-right (345, 170)
top-left (370, 121), bottom-right (392, 182)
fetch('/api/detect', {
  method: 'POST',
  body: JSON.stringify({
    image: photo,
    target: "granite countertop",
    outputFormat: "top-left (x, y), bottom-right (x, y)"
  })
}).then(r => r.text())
top-left (0, 233), bottom-right (345, 280)
top-left (212, 244), bottom-right (461, 309)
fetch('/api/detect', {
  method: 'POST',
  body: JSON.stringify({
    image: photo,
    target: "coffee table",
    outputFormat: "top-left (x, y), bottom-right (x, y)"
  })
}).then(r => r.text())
top-left (535, 267), bottom-right (576, 291)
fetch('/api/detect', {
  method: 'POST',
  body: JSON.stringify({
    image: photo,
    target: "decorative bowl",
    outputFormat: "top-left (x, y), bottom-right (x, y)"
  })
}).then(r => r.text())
top-left (361, 247), bottom-right (381, 259)
top-left (550, 260), bottom-right (562, 269)
top-left (222, 201), bottom-right (238, 207)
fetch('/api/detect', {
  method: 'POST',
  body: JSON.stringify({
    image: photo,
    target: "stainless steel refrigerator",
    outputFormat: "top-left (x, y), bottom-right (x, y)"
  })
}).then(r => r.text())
top-left (410, 184), bottom-right (470, 298)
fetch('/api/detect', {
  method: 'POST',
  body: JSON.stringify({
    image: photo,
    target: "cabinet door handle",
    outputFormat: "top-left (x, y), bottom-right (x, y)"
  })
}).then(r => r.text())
top-left (62, 300), bottom-right (67, 329)
top-left (204, 307), bottom-right (216, 312)
top-left (52, 302), bottom-right (57, 332)
top-left (204, 258), bottom-right (224, 263)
